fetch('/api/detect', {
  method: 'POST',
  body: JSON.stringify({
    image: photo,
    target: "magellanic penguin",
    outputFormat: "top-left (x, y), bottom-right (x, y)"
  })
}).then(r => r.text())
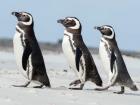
top-left (57, 17), bottom-right (102, 89)
top-left (12, 11), bottom-right (51, 88)
top-left (94, 25), bottom-right (138, 94)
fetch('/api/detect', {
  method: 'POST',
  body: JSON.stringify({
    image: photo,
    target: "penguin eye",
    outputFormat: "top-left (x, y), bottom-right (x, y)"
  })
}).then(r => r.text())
top-left (65, 19), bottom-right (71, 24)
top-left (104, 27), bottom-right (108, 30)
top-left (100, 27), bottom-right (105, 30)
top-left (66, 19), bottom-right (69, 22)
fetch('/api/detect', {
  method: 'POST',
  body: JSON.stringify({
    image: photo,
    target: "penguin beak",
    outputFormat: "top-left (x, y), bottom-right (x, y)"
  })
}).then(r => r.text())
top-left (57, 19), bottom-right (64, 24)
top-left (11, 12), bottom-right (20, 17)
top-left (94, 26), bottom-right (102, 30)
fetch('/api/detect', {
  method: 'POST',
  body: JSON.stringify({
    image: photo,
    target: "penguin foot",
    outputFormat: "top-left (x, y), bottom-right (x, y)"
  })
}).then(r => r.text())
top-left (33, 85), bottom-right (44, 88)
top-left (114, 86), bottom-right (124, 94)
top-left (69, 79), bottom-right (81, 86)
top-left (69, 87), bottom-right (82, 90)
top-left (69, 82), bottom-right (84, 90)
top-left (94, 86), bottom-right (109, 91)
top-left (12, 81), bottom-right (30, 87)
top-left (114, 91), bottom-right (124, 94)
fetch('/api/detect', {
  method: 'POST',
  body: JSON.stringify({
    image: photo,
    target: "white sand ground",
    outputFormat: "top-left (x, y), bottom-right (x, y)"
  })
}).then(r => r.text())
top-left (0, 51), bottom-right (140, 105)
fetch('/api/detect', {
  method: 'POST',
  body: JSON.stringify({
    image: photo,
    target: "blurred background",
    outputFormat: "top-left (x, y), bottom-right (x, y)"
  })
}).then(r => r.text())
top-left (0, 0), bottom-right (139, 54)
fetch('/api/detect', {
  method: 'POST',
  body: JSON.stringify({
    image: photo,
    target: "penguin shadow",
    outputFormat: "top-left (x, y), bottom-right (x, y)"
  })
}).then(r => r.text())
top-left (84, 88), bottom-right (112, 93)
top-left (124, 92), bottom-right (140, 96)
top-left (11, 85), bottom-right (50, 90)
top-left (85, 88), bottom-right (140, 96)
top-left (51, 86), bottom-right (69, 90)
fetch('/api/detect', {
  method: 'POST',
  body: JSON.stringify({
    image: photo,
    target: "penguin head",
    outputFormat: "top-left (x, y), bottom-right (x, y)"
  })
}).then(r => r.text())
top-left (57, 17), bottom-right (82, 33)
top-left (12, 11), bottom-right (33, 26)
top-left (95, 25), bottom-right (115, 39)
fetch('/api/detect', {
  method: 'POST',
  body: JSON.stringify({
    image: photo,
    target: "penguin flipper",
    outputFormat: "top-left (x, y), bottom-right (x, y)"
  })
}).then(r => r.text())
top-left (22, 39), bottom-right (32, 70)
top-left (75, 47), bottom-right (82, 71)
top-left (104, 44), bottom-right (116, 73)
top-left (110, 50), bottom-right (116, 73)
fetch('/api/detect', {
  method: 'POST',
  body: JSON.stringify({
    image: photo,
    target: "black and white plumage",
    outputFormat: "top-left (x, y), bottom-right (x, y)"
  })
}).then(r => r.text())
top-left (12, 11), bottom-right (51, 88)
top-left (57, 17), bottom-right (102, 89)
top-left (95, 25), bottom-right (138, 94)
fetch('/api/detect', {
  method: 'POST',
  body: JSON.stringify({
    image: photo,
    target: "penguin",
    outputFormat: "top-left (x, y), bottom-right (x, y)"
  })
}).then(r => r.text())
top-left (12, 11), bottom-right (51, 88)
top-left (94, 25), bottom-right (138, 94)
top-left (57, 17), bottom-right (102, 89)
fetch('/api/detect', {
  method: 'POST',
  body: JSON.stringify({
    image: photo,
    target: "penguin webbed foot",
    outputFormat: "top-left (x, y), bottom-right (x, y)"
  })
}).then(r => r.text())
top-left (12, 81), bottom-right (30, 87)
top-left (33, 85), bottom-right (44, 88)
top-left (69, 87), bottom-right (82, 90)
top-left (69, 79), bottom-right (81, 86)
top-left (69, 84), bottom-right (84, 90)
top-left (94, 86), bottom-right (109, 91)
top-left (114, 86), bottom-right (125, 94)
top-left (69, 79), bottom-right (84, 90)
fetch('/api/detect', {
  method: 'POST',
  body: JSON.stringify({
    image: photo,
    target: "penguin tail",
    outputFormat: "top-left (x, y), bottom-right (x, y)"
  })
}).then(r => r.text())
top-left (92, 77), bottom-right (103, 87)
top-left (130, 85), bottom-right (138, 91)
top-left (96, 80), bottom-right (103, 87)
top-left (42, 76), bottom-right (51, 88)
top-left (43, 82), bottom-right (51, 88)
top-left (87, 69), bottom-right (103, 87)
top-left (38, 75), bottom-right (51, 88)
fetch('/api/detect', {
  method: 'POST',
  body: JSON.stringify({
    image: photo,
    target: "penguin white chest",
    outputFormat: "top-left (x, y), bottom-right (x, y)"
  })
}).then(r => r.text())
top-left (62, 35), bottom-right (76, 70)
top-left (99, 40), bottom-right (112, 76)
top-left (62, 33), bottom-right (86, 82)
top-left (13, 31), bottom-right (30, 79)
top-left (13, 31), bottom-right (24, 69)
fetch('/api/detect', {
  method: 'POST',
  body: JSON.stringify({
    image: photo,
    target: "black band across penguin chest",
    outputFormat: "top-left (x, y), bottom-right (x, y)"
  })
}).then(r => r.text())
top-left (64, 34), bottom-right (75, 53)
top-left (16, 28), bottom-right (24, 47)
top-left (64, 33), bottom-right (84, 72)
top-left (101, 39), bottom-right (111, 57)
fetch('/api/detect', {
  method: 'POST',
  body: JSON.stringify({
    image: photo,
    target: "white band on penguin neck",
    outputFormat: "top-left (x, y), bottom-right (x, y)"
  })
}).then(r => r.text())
top-left (64, 30), bottom-right (73, 37)
top-left (16, 25), bottom-right (25, 34)
top-left (103, 33), bottom-right (114, 39)
top-left (103, 26), bottom-right (115, 39)
top-left (68, 18), bottom-right (80, 29)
